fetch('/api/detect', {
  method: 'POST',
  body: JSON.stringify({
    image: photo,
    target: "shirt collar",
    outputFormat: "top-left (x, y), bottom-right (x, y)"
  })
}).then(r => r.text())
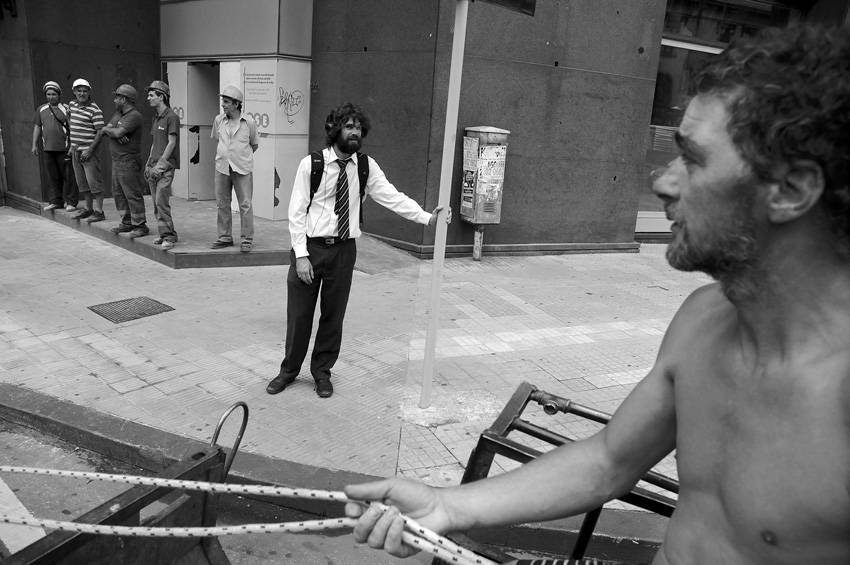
top-left (326, 146), bottom-right (358, 164)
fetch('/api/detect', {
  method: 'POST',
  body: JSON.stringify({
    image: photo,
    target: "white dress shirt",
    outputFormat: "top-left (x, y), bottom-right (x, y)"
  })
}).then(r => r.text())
top-left (289, 147), bottom-right (432, 258)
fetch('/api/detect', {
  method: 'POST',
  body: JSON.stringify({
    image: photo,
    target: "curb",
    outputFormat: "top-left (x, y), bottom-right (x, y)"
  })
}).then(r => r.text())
top-left (39, 209), bottom-right (289, 269)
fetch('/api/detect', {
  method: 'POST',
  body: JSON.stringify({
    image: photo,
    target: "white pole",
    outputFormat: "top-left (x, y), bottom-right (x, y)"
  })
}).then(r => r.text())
top-left (420, 0), bottom-right (469, 408)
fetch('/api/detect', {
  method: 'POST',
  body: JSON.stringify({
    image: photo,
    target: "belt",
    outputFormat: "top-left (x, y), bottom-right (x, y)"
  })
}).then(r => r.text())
top-left (307, 236), bottom-right (350, 246)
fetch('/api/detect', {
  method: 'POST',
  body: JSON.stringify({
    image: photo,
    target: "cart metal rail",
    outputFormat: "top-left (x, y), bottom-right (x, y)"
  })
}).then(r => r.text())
top-left (437, 382), bottom-right (678, 564)
top-left (6, 402), bottom-right (249, 565)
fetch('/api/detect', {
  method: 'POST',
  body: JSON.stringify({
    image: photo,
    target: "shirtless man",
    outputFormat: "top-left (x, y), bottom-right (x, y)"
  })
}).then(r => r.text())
top-left (344, 25), bottom-right (850, 565)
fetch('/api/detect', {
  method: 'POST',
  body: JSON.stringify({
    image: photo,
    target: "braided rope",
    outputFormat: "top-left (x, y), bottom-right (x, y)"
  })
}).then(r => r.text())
top-left (0, 466), bottom-right (348, 501)
top-left (0, 515), bottom-right (485, 565)
top-left (1, 515), bottom-right (356, 537)
top-left (0, 465), bottom-right (497, 565)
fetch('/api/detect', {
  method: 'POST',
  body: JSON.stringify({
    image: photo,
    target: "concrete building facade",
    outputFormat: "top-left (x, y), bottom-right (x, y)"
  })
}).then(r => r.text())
top-left (2, 1), bottom-right (848, 257)
top-left (0, 0), bottom-right (159, 211)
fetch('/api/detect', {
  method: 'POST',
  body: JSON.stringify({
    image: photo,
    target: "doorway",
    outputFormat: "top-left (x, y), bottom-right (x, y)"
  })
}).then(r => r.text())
top-left (185, 61), bottom-right (221, 201)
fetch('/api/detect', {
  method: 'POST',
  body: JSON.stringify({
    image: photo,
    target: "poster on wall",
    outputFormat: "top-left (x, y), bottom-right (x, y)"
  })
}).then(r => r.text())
top-left (477, 144), bottom-right (507, 195)
top-left (242, 60), bottom-right (277, 133)
top-left (460, 136), bottom-right (479, 221)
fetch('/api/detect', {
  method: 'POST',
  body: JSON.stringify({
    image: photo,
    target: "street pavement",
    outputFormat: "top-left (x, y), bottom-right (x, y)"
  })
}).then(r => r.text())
top-left (0, 205), bottom-right (709, 509)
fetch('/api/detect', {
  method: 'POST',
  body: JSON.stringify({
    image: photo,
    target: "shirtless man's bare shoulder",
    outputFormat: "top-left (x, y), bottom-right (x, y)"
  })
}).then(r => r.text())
top-left (652, 284), bottom-right (850, 564)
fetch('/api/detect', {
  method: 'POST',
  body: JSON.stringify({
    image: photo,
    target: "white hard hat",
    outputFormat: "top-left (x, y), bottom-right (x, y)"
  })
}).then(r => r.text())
top-left (220, 85), bottom-right (244, 103)
top-left (72, 78), bottom-right (91, 90)
top-left (43, 81), bottom-right (61, 95)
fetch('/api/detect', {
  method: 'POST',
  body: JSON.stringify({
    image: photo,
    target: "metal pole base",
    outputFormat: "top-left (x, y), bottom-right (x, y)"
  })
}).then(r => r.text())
top-left (473, 225), bottom-right (484, 261)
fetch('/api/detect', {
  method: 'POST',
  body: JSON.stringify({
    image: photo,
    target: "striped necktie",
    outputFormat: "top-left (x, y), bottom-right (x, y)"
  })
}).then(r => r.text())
top-left (334, 158), bottom-right (351, 239)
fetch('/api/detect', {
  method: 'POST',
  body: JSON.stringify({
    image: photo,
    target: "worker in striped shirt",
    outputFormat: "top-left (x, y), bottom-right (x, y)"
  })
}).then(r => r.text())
top-left (68, 78), bottom-right (107, 223)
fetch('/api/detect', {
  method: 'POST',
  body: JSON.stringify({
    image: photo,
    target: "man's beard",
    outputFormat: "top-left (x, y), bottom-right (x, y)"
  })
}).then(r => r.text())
top-left (665, 192), bottom-right (759, 290)
top-left (339, 136), bottom-right (361, 154)
top-left (666, 222), bottom-right (758, 280)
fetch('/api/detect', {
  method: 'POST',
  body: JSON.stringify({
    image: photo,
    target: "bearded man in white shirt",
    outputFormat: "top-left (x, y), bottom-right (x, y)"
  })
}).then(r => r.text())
top-left (267, 103), bottom-right (450, 399)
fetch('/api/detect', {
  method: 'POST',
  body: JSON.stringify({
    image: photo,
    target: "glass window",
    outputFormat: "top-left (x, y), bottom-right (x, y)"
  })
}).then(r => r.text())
top-left (639, 1), bottom-right (801, 214)
top-left (652, 45), bottom-right (717, 128)
top-left (651, 1), bottom-right (801, 129)
top-left (663, 0), bottom-right (800, 47)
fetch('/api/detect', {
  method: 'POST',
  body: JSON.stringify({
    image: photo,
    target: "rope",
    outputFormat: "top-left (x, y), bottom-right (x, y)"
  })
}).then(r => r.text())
top-left (0, 466), bottom-right (498, 565)
top-left (0, 466), bottom-right (348, 501)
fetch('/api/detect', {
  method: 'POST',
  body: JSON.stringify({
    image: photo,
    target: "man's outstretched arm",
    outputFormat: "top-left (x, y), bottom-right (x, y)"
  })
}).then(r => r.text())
top-left (345, 342), bottom-right (678, 557)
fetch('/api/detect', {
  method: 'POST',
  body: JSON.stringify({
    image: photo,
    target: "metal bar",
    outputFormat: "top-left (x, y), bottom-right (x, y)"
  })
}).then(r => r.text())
top-left (569, 507), bottom-right (601, 560)
top-left (460, 443), bottom-right (498, 485)
top-left (511, 419), bottom-right (570, 446)
top-left (421, 0), bottom-right (469, 407)
top-left (475, 433), bottom-right (543, 464)
top-left (511, 420), bottom-right (678, 494)
top-left (530, 390), bottom-right (611, 424)
top-left (620, 487), bottom-right (676, 517)
top-left (487, 382), bottom-right (537, 435)
top-left (209, 401), bottom-right (249, 479)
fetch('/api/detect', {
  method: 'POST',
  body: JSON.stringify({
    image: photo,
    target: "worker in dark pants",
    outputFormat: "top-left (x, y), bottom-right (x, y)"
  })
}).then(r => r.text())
top-left (32, 80), bottom-right (77, 212)
top-left (100, 84), bottom-right (149, 238)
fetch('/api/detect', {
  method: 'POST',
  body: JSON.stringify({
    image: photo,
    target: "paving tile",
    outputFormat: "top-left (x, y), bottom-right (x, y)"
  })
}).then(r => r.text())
top-left (109, 377), bottom-right (149, 394)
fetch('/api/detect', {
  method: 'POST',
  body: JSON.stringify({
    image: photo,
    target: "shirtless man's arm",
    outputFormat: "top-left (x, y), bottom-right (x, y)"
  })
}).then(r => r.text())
top-left (344, 323), bottom-right (682, 557)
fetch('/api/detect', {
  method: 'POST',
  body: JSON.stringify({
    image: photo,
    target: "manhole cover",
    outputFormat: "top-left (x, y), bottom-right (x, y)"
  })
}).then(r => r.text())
top-left (88, 297), bottom-right (174, 324)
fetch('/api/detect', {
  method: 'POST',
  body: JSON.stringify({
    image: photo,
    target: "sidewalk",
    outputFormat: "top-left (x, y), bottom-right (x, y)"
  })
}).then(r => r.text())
top-left (0, 205), bottom-right (709, 510)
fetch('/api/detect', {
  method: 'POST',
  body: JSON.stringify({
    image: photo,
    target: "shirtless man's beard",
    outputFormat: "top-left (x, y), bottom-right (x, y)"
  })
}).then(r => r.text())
top-left (666, 184), bottom-right (760, 299)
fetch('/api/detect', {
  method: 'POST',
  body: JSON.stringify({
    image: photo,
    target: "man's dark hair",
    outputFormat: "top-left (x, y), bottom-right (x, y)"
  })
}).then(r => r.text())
top-left (695, 24), bottom-right (850, 253)
top-left (324, 102), bottom-right (370, 146)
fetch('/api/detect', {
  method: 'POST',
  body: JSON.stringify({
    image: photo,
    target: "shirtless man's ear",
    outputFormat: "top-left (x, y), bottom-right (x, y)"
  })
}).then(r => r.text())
top-left (764, 160), bottom-right (825, 224)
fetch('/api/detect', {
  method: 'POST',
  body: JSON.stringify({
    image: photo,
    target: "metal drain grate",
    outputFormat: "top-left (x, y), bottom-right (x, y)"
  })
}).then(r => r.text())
top-left (88, 297), bottom-right (174, 324)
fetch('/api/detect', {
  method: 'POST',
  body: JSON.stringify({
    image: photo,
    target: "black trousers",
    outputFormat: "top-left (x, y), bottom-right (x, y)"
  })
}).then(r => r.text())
top-left (280, 238), bottom-right (357, 381)
top-left (43, 151), bottom-right (78, 206)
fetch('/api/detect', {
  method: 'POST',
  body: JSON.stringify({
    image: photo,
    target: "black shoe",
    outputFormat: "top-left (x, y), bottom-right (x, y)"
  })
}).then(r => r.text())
top-left (85, 210), bottom-right (106, 223)
top-left (315, 378), bottom-right (333, 398)
top-left (266, 372), bottom-right (296, 395)
top-left (73, 209), bottom-right (93, 220)
top-left (111, 223), bottom-right (134, 234)
top-left (210, 239), bottom-right (234, 249)
top-left (129, 226), bottom-right (149, 238)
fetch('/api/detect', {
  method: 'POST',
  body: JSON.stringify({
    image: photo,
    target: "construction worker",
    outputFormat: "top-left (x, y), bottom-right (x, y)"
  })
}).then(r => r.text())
top-left (144, 80), bottom-right (180, 250)
top-left (96, 83), bottom-right (148, 237)
top-left (32, 80), bottom-right (77, 212)
top-left (68, 78), bottom-right (106, 222)
top-left (210, 85), bottom-right (258, 252)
